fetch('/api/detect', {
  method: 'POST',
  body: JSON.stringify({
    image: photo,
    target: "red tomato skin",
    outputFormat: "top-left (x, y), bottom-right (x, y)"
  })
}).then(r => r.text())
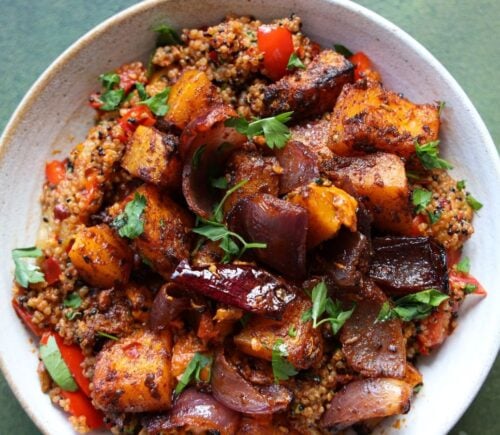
top-left (349, 51), bottom-right (372, 81)
top-left (41, 257), bottom-right (61, 285)
top-left (257, 25), bottom-right (294, 80)
top-left (45, 160), bottom-right (66, 185)
top-left (61, 390), bottom-right (105, 429)
top-left (117, 105), bottom-right (156, 143)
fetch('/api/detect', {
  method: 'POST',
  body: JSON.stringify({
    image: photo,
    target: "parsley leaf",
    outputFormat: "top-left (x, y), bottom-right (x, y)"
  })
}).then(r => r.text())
top-left (272, 340), bottom-right (298, 383)
top-left (99, 72), bottom-right (120, 91)
top-left (175, 352), bottom-right (213, 395)
top-left (138, 88), bottom-right (171, 116)
top-left (287, 53), bottom-right (306, 70)
top-left (333, 44), bottom-right (353, 58)
top-left (464, 283), bottom-right (478, 294)
top-left (456, 256), bottom-right (471, 274)
top-left (466, 193), bottom-right (483, 211)
top-left (377, 289), bottom-right (449, 322)
top-left (12, 247), bottom-right (45, 287)
top-left (225, 111), bottom-right (293, 149)
top-left (212, 179), bottom-right (248, 223)
top-left (412, 188), bottom-right (432, 214)
top-left (112, 193), bottom-right (147, 239)
top-left (415, 140), bottom-right (453, 170)
top-left (63, 293), bottom-right (82, 309)
top-left (99, 89), bottom-right (125, 111)
top-left (96, 331), bottom-right (119, 341)
top-left (39, 335), bottom-right (78, 392)
top-left (427, 210), bottom-right (441, 224)
top-left (211, 176), bottom-right (228, 190)
top-left (153, 23), bottom-right (183, 46)
top-left (288, 325), bottom-right (297, 338)
top-left (324, 298), bottom-right (356, 335)
top-left (457, 180), bottom-right (466, 191)
top-left (135, 82), bottom-right (148, 100)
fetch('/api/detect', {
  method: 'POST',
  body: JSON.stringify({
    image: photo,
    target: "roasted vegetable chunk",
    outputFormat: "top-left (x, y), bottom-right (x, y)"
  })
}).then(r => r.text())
top-left (262, 50), bottom-right (354, 120)
top-left (165, 69), bottom-right (221, 129)
top-left (329, 80), bottom-right (440, 158)
top-left (321, 152), bottom-right (412, 234)
top-left (287, 182), bottom-right (357, 248)
top-left (290, 116), bottom-right (333, 165)
top-left (93, 330), bottom-right (173, 413)
top-left (121, 125), bottom-right (181, 189)
top-left (234, 296), bottom-right (323, 369)
top-left (69, 224), bottom-right (133, 288)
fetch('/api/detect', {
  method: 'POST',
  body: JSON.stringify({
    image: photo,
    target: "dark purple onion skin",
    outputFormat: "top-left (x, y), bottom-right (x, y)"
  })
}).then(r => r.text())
top-left (227, 194), bottom-right (308, 280)
top-left (149, 283), bottom-right (191, 332)
top-left (171, 261), bottom-right (296, 318)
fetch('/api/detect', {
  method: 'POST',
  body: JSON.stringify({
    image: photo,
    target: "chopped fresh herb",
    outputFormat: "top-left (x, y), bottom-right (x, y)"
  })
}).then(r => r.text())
top-left (63, 293), bottom-right (82, 309)
top-left (457, 180), bottom-right (466, 191)
top-left (427, 210), bottom-right (441, 224)
top-left (287, 52), bottom-right (306, 70)
top-left (191, 145), bottom-right (206, 170)
top-left (225, 111), bottom-right (293, 149)
top-left (324, 298), bottom-right (356, 335)
top-left (99, 72), bottom-right (120, 91)
top-left (65, 310), bottom-right (80, 321)
top-left (438, 100), bottom-right (446, 115)
top-left (466, 193), bottom-right (483, 211)
top-left (211, 176), bottom-right (229, 190)
top-left (333, 43), bottom-right (353, 58)
top-left (415, 141), bottom-right (453, 170)
top-left (310, 281), bottom-right (328, 328)
top-left (464, 283), bottom-right (478, 294)
top-left (96, 331), bottom-right (119, 341)
top-left (99, 89), bottom-right (125, 111)
top-left (413, 383), bottom-right (424, 393)
top-left (272, 340), bottom-right (298, 383)
top-left (153, 23), bottom-right (183, 46)
top-left (212, 179), bottom-right (248, 223)
top-left (288, 325), bottom-right (297, 338)
top-left (377, 289), bottom-right (449, 322)
top-left (412, 188), bottom-right (432, 214)
top-left (135, 82), bottom-right (148, 100)
top-left (456, 256), bottom-right (471, 274)
top-left (138, 88), bottom-right (170, 116)
top-left (12, 247), bottom-right (45, 287)
top-left (39, 336), bottom-right (78, 392)
top-left (175, 352), bottom-right (212, 395)
top-left (240, 312), bottom-right (252, 327)
top-left (112, 193), bottom-right (147, 239)
top-left (406, 170), bottom-right (424, 181)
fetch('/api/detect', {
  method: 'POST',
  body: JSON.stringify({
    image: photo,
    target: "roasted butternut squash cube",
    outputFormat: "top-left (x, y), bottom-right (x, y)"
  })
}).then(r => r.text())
top-left (165, 70), bottom-right (221, 129)
top-left (68, 224), bottom-right (133, 288)
top-left (287, 183), bottom-right (357, 248)
top-left (121, 125), bottom-right (181, 189)
top-left (321, 152), bottom-right (413, 234)
top-left (329, 81), bottom-right (440, 159)
top-left (234, 297), bottom-right (323, 370)
top-left (171, 333), bottom-right (210, 381)
top-left (93, 330), bottom-right (173, 412)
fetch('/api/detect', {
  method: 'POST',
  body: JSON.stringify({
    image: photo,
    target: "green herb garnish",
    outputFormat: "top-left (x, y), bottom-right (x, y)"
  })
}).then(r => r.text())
top-left (427, 210), bottom-right (441, 224)
top-left (333, 44), bottom-right (353, 58)
top-left (438, 101), bottom-right (446, 115)
top-left (287, 53), bottom-right (306, 70)
top-left (112, 193), bottom-right (147, 239)
top-left (210, 176), bottom-right (229, 190)
top-left (12, 247), bottom-right (45, 287)
top-left (153, 23), bottom-right (183, 46)
top-left (39, 335), bottom-right (78, 392)
top-left (135, 82), bottom-right (148, 100)
top-left (412, 188), bottom-right (432, 214)
top-left (466, 193), bottom-right (483, 211)
top-left (456, 256), bottom-right (471, 274)
top-left (288, 325), bottom-right (297, 338)
top-left (415, 140), bottom-right (453, 170)
top-left (272, 340), bottom-right (298, 383)
top-left (457, 180), bottom-right (466, 191)
top-left (96, 331), bottom-right (119, 341)
top-left (63, 293), bottom-right (82, 309)
top-left (175, 352), bottom-right (213, 395)
top-left (99, 89), bottom-right (125, 111)
top-left (464, 284), bottom-right (478, 294)
top-left (138, 87), bottom-right (170, 116)
top-left (99, 72), bottom-right (120, 91)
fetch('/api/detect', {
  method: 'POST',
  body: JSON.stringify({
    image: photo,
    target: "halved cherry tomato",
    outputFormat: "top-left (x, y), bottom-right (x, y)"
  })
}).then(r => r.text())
top-left (61, 390), bottom-right (104, 429)
top-left (349, 51), bottom-right (373, 81)
top-left (12, 299), bottom-right (45, 337)
top-left (117, 105), bottom-right (156, 143)
top-left (41, 257), bottom-right (61, 285)
top-left (88, 92), bottom-right (103, 110)
top-left (45, 160), bottom-right (66, 185)
top-left (257, 25), bottom-right (294, 80)
top-left (449, 271), bottom-right (487, 296)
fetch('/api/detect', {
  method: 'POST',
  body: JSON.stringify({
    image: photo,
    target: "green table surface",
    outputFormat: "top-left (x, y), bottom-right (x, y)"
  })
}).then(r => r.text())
top-left (0, 1), bottom-right (498, 434)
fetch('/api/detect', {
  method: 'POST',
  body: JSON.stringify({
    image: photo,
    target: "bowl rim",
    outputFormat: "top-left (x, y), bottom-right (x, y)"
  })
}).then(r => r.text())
top-left (1, 0), bottom-right (499, 434)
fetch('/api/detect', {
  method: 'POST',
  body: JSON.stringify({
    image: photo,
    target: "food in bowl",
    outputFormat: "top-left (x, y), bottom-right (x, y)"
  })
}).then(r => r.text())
top-left (10, 15), bottom-right (486, 434)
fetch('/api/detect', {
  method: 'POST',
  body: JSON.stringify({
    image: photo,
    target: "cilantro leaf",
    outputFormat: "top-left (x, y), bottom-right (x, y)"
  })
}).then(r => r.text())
top-left (464, 283), bottom-right (478, 294)
top-left (288, 325), bottom-right (297, 338)
top-left (153, 23), bottom-right (183, 46)
top-left (377, 289), bottom-right (449, 322)
top-left (415, 141), bottom-right (453, 170)
top-left (63, 293), bottom-right (82, 309)
top-left (138, 88), bottom-right (171, 116)
top-left (287, 53), bottom-right (306, 70)
top-left (96, 331), bottom-right (119, 341)
top-left (99, 72), bottom-right (120, 91)
top-left (112, 193), bottom-right (147, 239)
top-left (457, 180), bottom-right (466, 191)
top-left (333, 44), bottom-right (353, 58)
top-left (466, 193), bottom-right (483, 211)
top-left (311, 281), bottom-right (328, 328)
top-left (175, 352), bottom-right (212, 395)
top-left (225, 111), bottom-right (293, 149)
top-left (99, 89), bottom-right (125, 111)
top-left (324, 298), bottom-right (356, 334)
top-left (135, 82), bottom-right (148, 100)
top-left (272, 340), bottom-right (298, 383)
top-left (456, 256), bottom-right (471, 274)
top-left (211, 176), bottom-right (228, 189)
top-left (12, 247), bottom-right (45, 288)
top-left (39, 335), bottom-right (78, 392)
top-left (412, 188), bottom-right (432, 214)
top-left (427, 210), bottom-right (441, 224)
top-left (212, 179), bottom-right (248, 223)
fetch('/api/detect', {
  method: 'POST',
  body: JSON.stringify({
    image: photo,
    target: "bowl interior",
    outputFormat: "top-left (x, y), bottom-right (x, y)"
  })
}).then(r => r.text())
top-left (0, 1), bottom-right (498, 434)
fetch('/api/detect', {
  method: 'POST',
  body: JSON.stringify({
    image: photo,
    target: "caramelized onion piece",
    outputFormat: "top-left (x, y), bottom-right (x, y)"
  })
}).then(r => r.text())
top-left (211, 351), bottom-right (292, 414)
top-left (227, 194), bottom-right (308, 280)
top-left (275, 140), bottom-right (319, 194)
top-left (149, 283), bottom-right (190, 332)
top-left (171, 261), bottom-right (295, 318)
top-left (180, 104), bottom-right (246, 218)
top-left (320, 378), bottom-right (412, 430)
top-left (142, 388), bottom-right (240, 435)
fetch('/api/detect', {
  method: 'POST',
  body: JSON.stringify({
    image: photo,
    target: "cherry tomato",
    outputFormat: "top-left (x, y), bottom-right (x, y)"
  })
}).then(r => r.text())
top-left (41, 257), bottom-right (61, 285)
top-left (257, 25), bottom-right (294, 80)
top-left (117, 105), bottom-right (156, 142)
top-left (45, 160), bottom-right (66, 185)
top-left (349, 51), bottom-right (373, 81)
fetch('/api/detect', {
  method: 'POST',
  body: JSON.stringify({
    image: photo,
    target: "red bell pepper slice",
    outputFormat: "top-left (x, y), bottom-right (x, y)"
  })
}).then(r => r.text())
top-left (45, 160), bottom-right (66, 185)
top-left (349, 51), bottom-right (373, 81)
top-left (257, 25), bottom-right (294, 81)
top-left (41, 257), bottom-right (61, 285)
top-left (117, 105), bottom-right (156, 143)
top-left (60, 390), bottom-right (104, 429)
top-left (12, 299), bottom-right (45, 337)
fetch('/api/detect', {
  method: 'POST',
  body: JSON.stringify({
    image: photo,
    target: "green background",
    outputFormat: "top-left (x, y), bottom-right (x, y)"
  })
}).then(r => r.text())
top-left (0, 1), bottom-right (498, 434)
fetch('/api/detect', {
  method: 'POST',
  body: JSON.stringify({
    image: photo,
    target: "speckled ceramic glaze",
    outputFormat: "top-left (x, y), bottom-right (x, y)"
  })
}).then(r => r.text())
top-left (0, 0), bottom-right (498, 434)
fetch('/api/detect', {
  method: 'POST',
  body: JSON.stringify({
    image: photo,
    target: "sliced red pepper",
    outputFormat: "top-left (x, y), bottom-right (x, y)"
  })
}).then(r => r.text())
top-left (449, 271), bottom-right (487, 296)
top-left (117, 105), bottom-right (156, 143)
top-left (12, 299), bottom-right (45, 337)
top-left (41, 257), bottom-right (61, 285)
top-left (349, 51), bottom-right (373, 81)
top-left (257, 25), bottom-right (294, 80)
top-left (45, 160), bottom-right (66, 185)
top-left (60, 390), bottom-right (104, 430)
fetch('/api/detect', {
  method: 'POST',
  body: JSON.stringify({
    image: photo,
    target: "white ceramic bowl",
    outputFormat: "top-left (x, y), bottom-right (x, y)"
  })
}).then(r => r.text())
top-left (1, 1), bottom-right (499, 434)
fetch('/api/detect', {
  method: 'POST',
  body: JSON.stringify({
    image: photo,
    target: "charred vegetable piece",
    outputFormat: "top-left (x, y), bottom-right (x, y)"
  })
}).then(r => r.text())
top-left (121, 125), bottom-right (182, 189)
top-left (211, 351), bottom-right (292, 414)
top-left (227, 194), bottom-right (308, 280)
top-left (68, 224), bottom-right (133, 288)
top-left (340, 282), bottom-right (406, 378)
top-left (149, 283), bottom-right (191, 331)
top-left (171, 261), bottom-right (296, 317)
top-left (369, 236), bottom-right (448, 296)
top-left (289, 117), bottom-right (333, 165)
top-left (165, 69), bottom-right (221, 129)
top-left (321, 152), bottom-right (413, 234)
top-left (262, 50), bottom-right (354, 120)
top-left (287, 182), bottom-right (357, 248)
top-left (234, 296), bottom-right (323, 369)
top-left (328, 80), bottom-right (440, 159)
top-left (275, 140), bottom-right (319, 194)
top-left (93, 330), bottom-right (173, 413)
top-left (142, 388), bottom-right (240, 435)
top-left (320, 378), bottom-right (412, 430)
